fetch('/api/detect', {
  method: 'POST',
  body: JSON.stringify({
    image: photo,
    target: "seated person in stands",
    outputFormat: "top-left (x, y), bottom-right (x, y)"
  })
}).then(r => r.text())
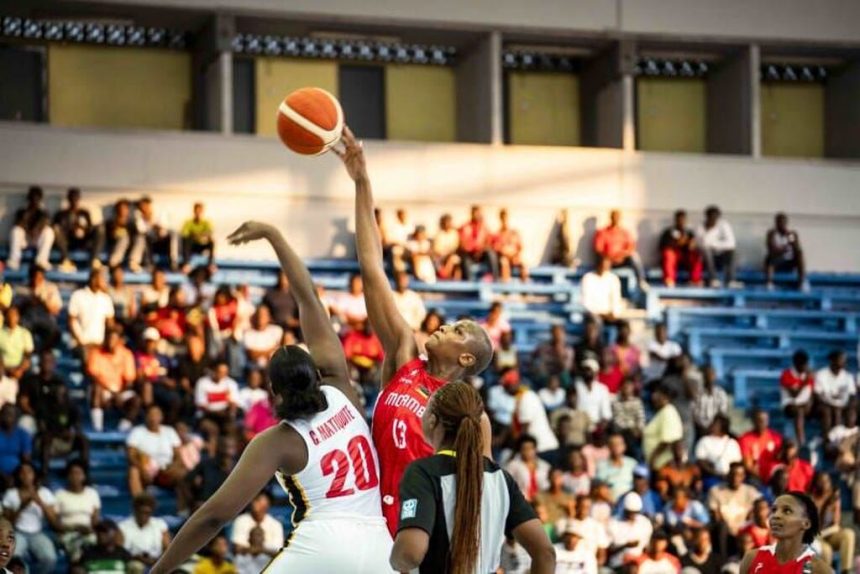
top-left (694, 415), bottom-right (742, 484)
top-left (738, 408), bottom-right (783, 485)
top-left (73, 519), bottom-right (131, 574)
top-left (182, 436), bottom-right (238, 512)
top-left (765, 212), bottom-right (807, 290)
top-left (781, 349), bottom-right (814, 445)
top-left (108, 266), bottom-right (138, 327)
top-left (494, 331), bottom-right (519, 374)
top-left (531, 324), bottom-right (574, 386)
top-left (696, 205), bottom-right (738, 288)
top-left (610, 321), bottom-right (641, 381)
top-left (141, 269), bottom-right (169, 310)
top-left (53, 187), bottom-right (104, 272)
top-left (261, 272), bottom-right (300, 332)
top-left (391, 272), bottom-right (427, 332)
top-left (815, 349), bottom-right (856, 437)
top-left (68, 269), bottom-right (115, 359)
top-left (194, 534), bottom-right (235, 574)
top-left (611, 379), bottom-right (646, 454)
top-left (660, 209), bottom-right (702, 287)
top-left (17, 265), bottom-right (62, 351)
top-left (0, 306), bottom-right (34, 381)
top-left (18, 351), bottom-right (63, 435)
top-left (644, 323), bottom-right (681, 382)
top-left (706, 463), bottom-right (760, 557)
top-left (459, 205), bottom-right (499, 280)
top-left (235, 526), bottom-right (276, 574)
top-left (104, 199), bottom-right (134, 269)
top-left (581, 257), bottom-right (623, 323)
top-left (126, 405), bottom-right (185, 497)
top-left (0, 405), bottom-right (32, 487)
top-left (2, 461), bottom-right (59, 574)
top-left (35, 382), bottom-right (89, 472)
top-left (230, 492), bottom-right (284, 558)
top-left (86, 328), bottom-right (140, 432)
top-left (342, 319), bottom-right (384, 387)
top-left (331, 273), bottom-right (368, 331)
top-left (406, 225), bottom-right (436, 283)
top-left (594, 209), bottom-right (646, 290)
top-left (242, 305), bottom-right (282, 369)
top-left (574, 319), bottom-right (603, 367)
top-left (55, 460), bottom-right (101, 563)
top-left (0, 359), bottom-right (16, 410)
top-left (480, 302), bottom-right (511, 349)
top-left (117, 494), bottom-right (171, 572)
top-left (7, 186), bottom-right (53, 271)
top-left (494, 208), bottom-right (528, 282)
top-left (194, 360), bottom-right (240, 432)
top-left (180, 202), bottom-right (215, 272)
top-left (136, 328), bottom-right (182, 424)
top-left (385, 207), bottom-right (413, 274)
top-left (129, 196), bottom-right (179, 272)
top-left (432, 213), bottom-right (462, 280)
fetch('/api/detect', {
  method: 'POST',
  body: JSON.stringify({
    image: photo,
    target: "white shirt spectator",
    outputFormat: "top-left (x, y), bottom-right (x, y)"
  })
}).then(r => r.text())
top-left (514, 388), bottom-right (560, 452)
top-left (195, 376), bottom-right (240, 413)
top-left (692, 386), bottom-right (730, 429)
top-left (55, 487), bottom-right (101, 529)
top-left (392, 290), bottom-right (427, 331)
top-left (486, 385), bottom-right (516, 426)
top-left (237, 553), bottom-right (272, 574)
top-left (607, 515), bottom-right (654, 568)
top-left (645, 339), bottom-right (683, 380)
top-left (243, 324), bottom-right (284, 355)
top-left (388, 219), bottom-right (413, 246)
top-left (694, 435), bottom-right (743, 476)
top-left (814, 367), bottom-right (856, 408)
top-left (0, 376), bottom-right (17, 408)
top-left (575, 381), bottom-right (613, 426)
top-left (126, 425), bottom-right (180, 470)
top-left (696, 220), bottom-right (736, 252)
top-left (538, 387), bottom-right (566, 412)
top-left (554, 541), bottom-right (599, 574)
top-left (238, 387), bottom-right (269, 412)
top-left (2, 487), bottom-right (56, 534)
top-left (333, 293), bottom-right (367, 323)
top-left (68, 286), bottom-right (115, 346)
top-left (581, 271), bottom-right (622, 318)
top-left (505, 455), bottom-right (551, 496)
top-left (140, 286), bottom-right (169, 309)
top-left (555, 517), bottom-right (610, 555)
top-left (231, 513), bottom-right (285, 554)
top-left (119, 516), bottom-right (168, 559)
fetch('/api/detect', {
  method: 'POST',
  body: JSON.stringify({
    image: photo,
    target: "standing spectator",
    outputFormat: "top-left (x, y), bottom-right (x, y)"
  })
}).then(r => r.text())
top-left (658, 440), bottom-right (701, 493)
top-left (780, 350), bottom-right (814, 445)
top-left (180, 202), bottom-right (215, 271)
top-left (531, 324), bottom-right (574, 386)
top-left (595, 433), bottom-right (637, 502)
top-left (104, 199), bottom-right (134, 269)
top-left (230, 492), bottom-right (284, 557)
top-left (643, 385), bottom-right (683, 470)
top-left (774, 439), bottom-right (814, 492)
top-left (707, 463), bottom-right (761, 556)
top-left (508, 370), bottom-right (559, 454)
top-left (814, 349), bottom-right (855, 436)
top-left (53, 188), bottom-right (104, 272)
top-left (129, 196), bottom-right (179, 272)
top-left (644, 323), bottom-right (681, 381)
top-left (692, 365), bottom-right (730, 436)
top-left (117, 494), bottom-right (170, 572)
top-left (738, 409), bottom-right (783, 485)
top-left (581, 258), bottom-right (623, 322)
top-left (74, 520), bottom-right (131, 574)
top-left (610, 321), bottom-right (641, 381)
top-left (193, 534), bottom-right (236, 574)
top-left (7, 187), bottom-right (53, 271)
top-left (242, 306), bottom-right (282, 369)
top-left (737, 498), bottom-right (774, 548)
top-left (391, 272), bottom-right (427, 331)
top-left (55, 460), bottom-right (101, 563)
top-left (385, 208), bottom-right (412, 273)
top-left (342, 320), bottom-right (384, 387)
top-left (136, 328), bottom-right (181, 423)
top-left (68, 269), bottom-right (115, 357)
top-left (34, 382), bottom-right (88, 473)
top-left (575, 359), bottom-right (612, 430)
top-left (538, 375), bottom-right (566, 413)
top-left (0, 308), bottom-right (33, 381)
top-left (16, 266), bottom-right (62, 351)
top-left (611, 379), bottom-right (646, 453)
top-left (594, 209), bottom-right (647, 290)
top-left (633, 531), bottom-right (681, 574)
top-left (261, 272), bottom-right (299, 332)
top-left (3, 462), bottom-right (58, 574)
top-left (681, 528), bottom-right (723, 574)
top-left (494, 208), bottom-right (528, 282)
top-left (406, 225), bottom-right (437, 283)
top-left (660, 209), bottom-right (702, 287)
top-left (606, 493), bottom-right (654, 569)
top-left (765, 212), bottom-right (807, 290)
top-left (696, 206), bottom-right (737, 288)
top-left (505, 435), bottom-right (551, 502)
top-left (432, 214), bottom-right (462, 280)
top-left (126, 405), bottom-right (183, 497)
top-left (86, 329), bottom-right (139, 432)
top-left (0, 406), bottom-right (31, 483)
top-left (694, 415), bottom-right (742, 482)
top-left (107, 266), bottom-right (137, 327)
top-left (553, 523), bottom-right (598, 574)
top-left (662, 487), bottom-right (710, 535)
top-left (480, 302), bottom-right (511, 349)
top-left (811, 473), bottom-right (855, 574)
top-left (458, 205), bottom-right (499, 280)
top-left (194, 361), bottom-right (239, 428)
top-left (235, 526), bottom-right (275, 574)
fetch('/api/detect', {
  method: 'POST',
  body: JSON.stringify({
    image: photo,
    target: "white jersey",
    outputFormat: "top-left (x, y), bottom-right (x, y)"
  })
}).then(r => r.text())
top-left (277, 386), bottom-right (383, 521)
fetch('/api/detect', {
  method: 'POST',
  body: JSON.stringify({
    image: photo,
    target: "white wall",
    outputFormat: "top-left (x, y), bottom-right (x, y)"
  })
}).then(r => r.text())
top-left (1, 122), bottom-right (859, 271)
top-left (68, 0), bottom-right (860, 44)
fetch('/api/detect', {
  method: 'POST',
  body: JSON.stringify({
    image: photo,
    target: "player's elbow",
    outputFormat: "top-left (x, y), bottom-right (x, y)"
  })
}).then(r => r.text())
top-left (529, 543), bottom-right (557, 572)
top-left (389, 543), bottom-right (424, 572)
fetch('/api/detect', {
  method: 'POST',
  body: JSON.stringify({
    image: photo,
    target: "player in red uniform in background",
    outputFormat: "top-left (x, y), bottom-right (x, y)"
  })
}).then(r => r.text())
top-left (334, 127), bottom-right (495, 536)
top-left (739, 492), bottom-right (831, 574)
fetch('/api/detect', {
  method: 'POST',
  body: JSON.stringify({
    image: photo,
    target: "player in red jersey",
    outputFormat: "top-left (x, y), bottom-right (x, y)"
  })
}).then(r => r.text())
top-left (333, 127), bottom-right (495, 536)
top-left (740, 492), bottom-right (831, 574)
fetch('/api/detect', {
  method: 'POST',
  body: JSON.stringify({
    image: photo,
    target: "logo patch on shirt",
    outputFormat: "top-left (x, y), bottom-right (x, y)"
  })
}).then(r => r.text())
top-left (401, 499), bottom-right (418, 520)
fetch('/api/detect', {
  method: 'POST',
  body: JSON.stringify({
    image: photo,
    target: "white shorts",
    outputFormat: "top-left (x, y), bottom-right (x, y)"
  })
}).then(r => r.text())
top-left (263, 516), bottom-right (395, 573)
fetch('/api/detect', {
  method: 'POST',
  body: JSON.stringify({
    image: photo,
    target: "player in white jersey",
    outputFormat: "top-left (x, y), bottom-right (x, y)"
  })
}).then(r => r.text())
top-left (151, 222), bottom-right (394, 574)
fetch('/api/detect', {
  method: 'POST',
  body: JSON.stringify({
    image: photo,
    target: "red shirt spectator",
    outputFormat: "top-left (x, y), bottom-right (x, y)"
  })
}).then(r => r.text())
top-left (738, 522), bottom-right (773, 548)
top-left (459, 218), bottom-right (491, 254)
top-left (594, 224), bottom-right (635, 263)
top-left (738, 410), bottom-right (783, 482)
top-left (780, 368), bottom-right (813, 393)
top-left (342, 328), bottom-right (384, 366)
top-left (784, 457), bottom-right (814, 492)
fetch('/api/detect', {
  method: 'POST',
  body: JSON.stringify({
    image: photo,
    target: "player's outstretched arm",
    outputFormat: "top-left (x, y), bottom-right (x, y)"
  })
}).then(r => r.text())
top-left (228, 221), bottom-right (360, 409)
top-left (333, 126), bottom-right (417, 385)
top-left (150, 425), bottom-right (306, 574)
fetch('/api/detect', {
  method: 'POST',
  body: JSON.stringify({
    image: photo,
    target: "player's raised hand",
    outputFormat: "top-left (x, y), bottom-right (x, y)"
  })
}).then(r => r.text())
top-left (331, 125), bottom-right (367, 182)
top-left (227, 221), bottom-right (273, 245)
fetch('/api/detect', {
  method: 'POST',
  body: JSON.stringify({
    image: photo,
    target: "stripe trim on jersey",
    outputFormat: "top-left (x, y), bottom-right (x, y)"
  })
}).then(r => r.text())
top-left (283, 473), bottom-right (311, 536)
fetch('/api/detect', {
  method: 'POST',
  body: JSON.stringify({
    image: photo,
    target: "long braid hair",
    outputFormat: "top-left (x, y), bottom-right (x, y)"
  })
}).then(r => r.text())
top-left (429, 382), bottom-right (485, 574)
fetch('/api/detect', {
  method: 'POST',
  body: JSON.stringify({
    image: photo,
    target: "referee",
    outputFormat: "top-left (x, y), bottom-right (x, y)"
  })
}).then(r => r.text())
top-left (389, 382), bottom-right (555, 574)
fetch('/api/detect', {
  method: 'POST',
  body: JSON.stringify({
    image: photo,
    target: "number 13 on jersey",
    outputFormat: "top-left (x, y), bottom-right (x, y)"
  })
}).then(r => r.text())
top-left (392, 418), bottom-right (408, 450)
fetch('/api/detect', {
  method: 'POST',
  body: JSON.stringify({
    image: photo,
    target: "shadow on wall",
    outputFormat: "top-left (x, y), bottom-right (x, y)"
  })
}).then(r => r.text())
top-left (574, 216), bottom-right (598, 269)
top-left (636, 216), bottom-right (663, 268)
top-left (327, 217), bottom-right (354, 258)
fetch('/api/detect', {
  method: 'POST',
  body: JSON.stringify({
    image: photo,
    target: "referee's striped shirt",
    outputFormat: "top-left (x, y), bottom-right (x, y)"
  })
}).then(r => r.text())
top-left (397, 453), bottom-right (536, 574)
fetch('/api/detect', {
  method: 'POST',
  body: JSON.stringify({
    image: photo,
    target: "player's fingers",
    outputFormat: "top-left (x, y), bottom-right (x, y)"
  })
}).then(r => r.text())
top-left (331, 145), bottom-right (345, 159)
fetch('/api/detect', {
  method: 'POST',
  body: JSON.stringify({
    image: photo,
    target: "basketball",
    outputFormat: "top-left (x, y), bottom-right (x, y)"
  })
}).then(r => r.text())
top-left (276, 87), bottom-right (344, 156)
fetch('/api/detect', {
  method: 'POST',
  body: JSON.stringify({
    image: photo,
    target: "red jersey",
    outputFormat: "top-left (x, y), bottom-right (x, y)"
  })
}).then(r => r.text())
top-left (739, 429), bottom-right (783, 482)
top-left (749, 545), bottom-right (815, 574)
top-left (371, 358), bottom-right (446, 536)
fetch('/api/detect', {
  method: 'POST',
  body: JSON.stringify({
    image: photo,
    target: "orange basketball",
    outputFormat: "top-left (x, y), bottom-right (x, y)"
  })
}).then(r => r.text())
top-left (276, 87), bottom-right (344, 156)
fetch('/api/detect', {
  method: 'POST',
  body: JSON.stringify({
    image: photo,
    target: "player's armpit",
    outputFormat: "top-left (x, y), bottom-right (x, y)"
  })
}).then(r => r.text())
top-left (390, 527), bottom-right (429, 572)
